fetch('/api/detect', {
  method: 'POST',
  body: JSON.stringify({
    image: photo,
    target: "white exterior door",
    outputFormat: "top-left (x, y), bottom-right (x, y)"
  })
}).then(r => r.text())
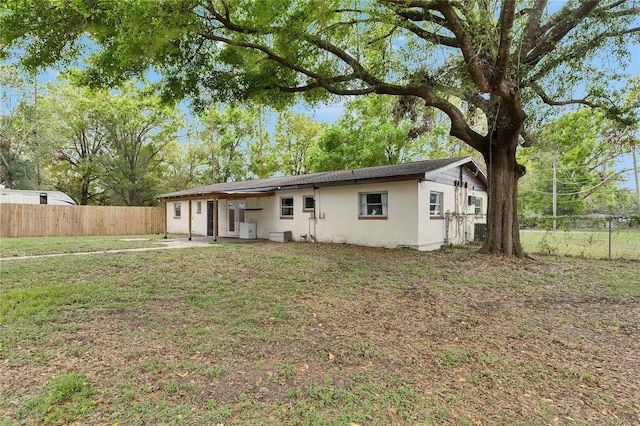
top-left (227, 201), bottom-right (246, 237)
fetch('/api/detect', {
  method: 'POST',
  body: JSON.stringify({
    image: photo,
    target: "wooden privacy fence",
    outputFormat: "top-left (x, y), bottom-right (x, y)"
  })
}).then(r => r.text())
top-left (0, 204), bottom-right (164, 238)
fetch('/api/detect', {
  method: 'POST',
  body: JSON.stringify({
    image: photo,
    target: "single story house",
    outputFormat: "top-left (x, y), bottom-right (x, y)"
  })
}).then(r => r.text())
top-left (157, 156), bottom-right (488, 251)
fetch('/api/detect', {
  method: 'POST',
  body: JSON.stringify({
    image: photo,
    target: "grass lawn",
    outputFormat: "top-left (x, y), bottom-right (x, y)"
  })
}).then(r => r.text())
top-left (1, 239), bottom-right (639, 425)
top-left (0, 234), bottom-right (172, 257)
top-left (520, 229), bottom-right (640, 260)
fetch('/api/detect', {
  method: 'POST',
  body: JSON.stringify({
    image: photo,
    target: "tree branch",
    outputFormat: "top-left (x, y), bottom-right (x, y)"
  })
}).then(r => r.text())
top-left (201, 4), bottom-right (387, 91)
top-left (605, 26), bottom-right (640, 37)
top-left (407, 87), bottom-right (487, 152)
top-left (384, 0), bottom-right (451, 29)
top-left (531, 82), bottom-right (597, 108)
top-left (383, 0), bottom-right (440, 8)
top-left (493, 0), bottom-right (517, 87)
top-left (394, 8), bottom-right (448, 26)
top-left (521, 0), bottom-right (548, 53)
top-left (520, 128), bottom-right (538, 147)
top-left (273, 73), bottom-right (377, 96)
top-left (524, 1), bottom-right (602, 66)
top-left (436, 1), bottom-right (490, 92)
top-left (197, 31), bottom-right (328, 84)
top-left (301, 34), bottom-right (385, 87)
top-left (396, 19), bottom-right (459, 47)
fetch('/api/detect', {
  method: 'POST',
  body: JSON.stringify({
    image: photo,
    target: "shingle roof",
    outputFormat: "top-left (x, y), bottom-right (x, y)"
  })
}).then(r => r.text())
top-left (158, 156), bottom-right (483, 199)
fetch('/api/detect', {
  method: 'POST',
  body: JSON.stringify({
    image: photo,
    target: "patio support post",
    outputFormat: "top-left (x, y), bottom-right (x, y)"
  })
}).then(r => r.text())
top-left (214, 198), bottom-right (219, 242)
top-left (188, 199), bottom-right (192, 241)
top-left (163, 200), bottom-right (168, 239)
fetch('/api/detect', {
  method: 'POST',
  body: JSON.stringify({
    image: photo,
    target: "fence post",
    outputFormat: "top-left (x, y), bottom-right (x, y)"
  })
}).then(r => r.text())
top-left (608, 218), bottom-right (612, 260)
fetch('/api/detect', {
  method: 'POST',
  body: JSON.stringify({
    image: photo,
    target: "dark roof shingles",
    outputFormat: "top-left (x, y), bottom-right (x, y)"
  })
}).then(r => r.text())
top-left (159, 157), bottom-right (469, 198)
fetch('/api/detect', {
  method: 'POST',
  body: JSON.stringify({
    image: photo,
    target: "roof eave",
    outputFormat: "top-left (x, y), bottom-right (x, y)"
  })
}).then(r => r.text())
top-left (157, 174), bottom-right (429, 201)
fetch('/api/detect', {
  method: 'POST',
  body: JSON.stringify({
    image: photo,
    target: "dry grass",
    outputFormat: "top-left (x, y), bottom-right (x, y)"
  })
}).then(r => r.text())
top-left (1, 240), bottom-right (639, 425)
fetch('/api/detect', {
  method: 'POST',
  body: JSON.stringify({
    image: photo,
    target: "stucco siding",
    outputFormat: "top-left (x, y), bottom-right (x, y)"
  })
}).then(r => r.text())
top-left (313, 181), bottom-right (419, 248)
top-left (418, 181), bottom-right (450, 250)
top-left (418, 172), bottom-right (487, 250)
top-left (165, 200), bottom-right (209, 236)
top-left (242, 191), bottom-right (312, 239)
top-left (191, 201), bottom-right (207, 235)
top-left (163, 162), bottom-right (486, 250)
top-left (209, 182), bottom-right (421, 248)
top-left (166, 201), bottom-right (189, 234)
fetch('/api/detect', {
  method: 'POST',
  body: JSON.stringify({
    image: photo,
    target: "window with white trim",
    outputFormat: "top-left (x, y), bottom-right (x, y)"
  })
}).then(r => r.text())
top-left (303, 195), bottom-right (315, 212)
top-left (196, 201), bottom-right (202, 214)
top-left (280, 197), bottom-right (294, 218)
top-left (174, 202), bottom-right (181, 218)
top-left (359, 192), bottom-right (387, 217)
top-left (429, 192), bottom-right (443, 217)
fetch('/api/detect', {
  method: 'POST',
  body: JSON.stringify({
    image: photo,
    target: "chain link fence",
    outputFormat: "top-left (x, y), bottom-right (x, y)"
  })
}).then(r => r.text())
top-left (519, 215), bottom-right (640, 260)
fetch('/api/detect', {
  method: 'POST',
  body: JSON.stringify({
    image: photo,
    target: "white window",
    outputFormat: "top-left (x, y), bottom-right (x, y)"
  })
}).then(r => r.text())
top-left (430, 192), bottom-right (443, 217)
top-left (474, 197), bottom-right (483, 215)
top-left (303, 195), bottom-right (315, 212)
top-left (359, 192), bottom-right (388, 217)
top-left (280, 197), bottom-right (294, 218)
top-left (196, 201), bottom-right (202, 214)
top-left (174, 202), bottom-right (181, 218)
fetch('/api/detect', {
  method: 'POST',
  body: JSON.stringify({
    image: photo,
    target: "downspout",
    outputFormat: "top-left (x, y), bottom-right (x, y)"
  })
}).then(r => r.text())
top-left (444, 212), bottom-right (450, 244)
top-left (313, 187), bottom-right (319, 242)
top-left (457, 167), bottom-right (464, 241)
top-left (464, 182), bottom-right (469, 243)
top-left (454, 180), bottom-right (459, 242)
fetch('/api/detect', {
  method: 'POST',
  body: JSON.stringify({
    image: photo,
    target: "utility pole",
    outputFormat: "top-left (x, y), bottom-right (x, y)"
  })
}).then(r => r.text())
top-left (34, 77), bottom-right (41, 189)
top-left (552, 153), bottom-right (557, 231)
top-left (210, 104), bottom-right (216, 183)
top-left (258, 104), bottom-right (263, 178)
top-left (633, 145), bottom-right (640, 215)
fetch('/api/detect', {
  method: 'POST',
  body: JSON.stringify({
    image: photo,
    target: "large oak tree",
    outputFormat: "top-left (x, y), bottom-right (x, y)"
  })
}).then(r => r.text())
top-left (2, 0), bottom-right (639, 255)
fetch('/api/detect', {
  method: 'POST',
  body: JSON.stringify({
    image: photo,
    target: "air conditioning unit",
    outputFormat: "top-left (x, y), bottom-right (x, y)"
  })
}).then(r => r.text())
top-left (239, 222), bottom-right (257, 239)
top-left (474, 223), bottom-right (487, 242)
top-left (468, 195), bottom-right (476, 205)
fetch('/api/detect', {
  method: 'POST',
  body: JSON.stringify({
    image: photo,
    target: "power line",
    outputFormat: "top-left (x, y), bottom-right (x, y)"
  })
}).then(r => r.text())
top-left (522, 172), bottom-right (618, 196)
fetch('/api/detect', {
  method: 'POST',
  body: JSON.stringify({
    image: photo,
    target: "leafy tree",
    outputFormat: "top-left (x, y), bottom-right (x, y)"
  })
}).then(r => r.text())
top-left (272, 110), bottom-right (321, 175)
top-left (198, 104), bottom-right (258, 183)
top-left (246, 106), bottom-right (274, 180)
top-left (584, 187), bottom-right (638, 215)
top-left (0, 124), bottom-right (36, 189)
top-left (312, 95), bottom-right (427, 171)
top-left (99, 83), bottom-right (182, 206)
top-left (615, 75), bottom-right (640, 215)
top-left (518, 108), bottom-right (630, 215)
top-left (159, 139), bottom-right (210, 193)
top-left (1, 66), bottom-right (68, 192)
top-left (3, 1), bottom-right (639, 255)
top-left (311, 94), bottom-right (479, 171)
top-left (0, 65), bottom-right (41, 189)
top-left (45, 81), bottom-right (109, 205)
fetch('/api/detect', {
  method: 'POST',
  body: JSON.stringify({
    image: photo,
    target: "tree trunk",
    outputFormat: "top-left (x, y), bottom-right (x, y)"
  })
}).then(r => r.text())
top-left (479, 125), bottom-right (526, 257)
top-left (128, 189), bottom-right (137, 206)
top-left (80, 179), bottom-right (89, 205)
